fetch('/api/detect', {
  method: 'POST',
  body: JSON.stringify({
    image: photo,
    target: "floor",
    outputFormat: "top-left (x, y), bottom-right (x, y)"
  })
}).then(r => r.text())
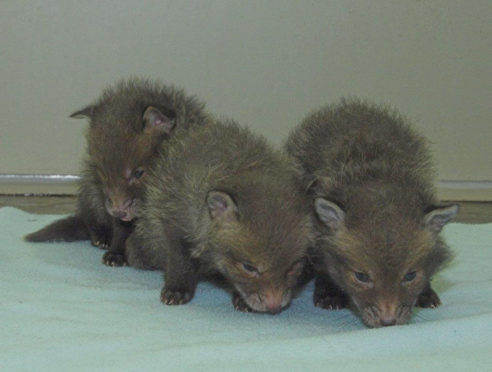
top-left (0, 195), bottom-right (491, 224)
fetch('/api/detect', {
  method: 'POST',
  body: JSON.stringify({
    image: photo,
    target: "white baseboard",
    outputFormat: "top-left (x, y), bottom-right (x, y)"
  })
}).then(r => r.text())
top-left (437, 181), bottom-right (492, 201)
top-left (1, 175), bottom-right (491, 201)
top-left (0, 174), bottom-right (80, 195)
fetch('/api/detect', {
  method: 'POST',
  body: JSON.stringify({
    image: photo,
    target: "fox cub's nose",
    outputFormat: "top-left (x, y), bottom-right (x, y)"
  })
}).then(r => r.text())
top-left (109, 198), bottom-right (135, 221)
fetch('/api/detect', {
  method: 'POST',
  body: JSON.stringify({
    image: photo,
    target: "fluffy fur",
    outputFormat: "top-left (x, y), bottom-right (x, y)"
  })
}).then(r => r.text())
top-left (126, 120), bottom-right (314, 313)
top-left (25, 78), bottom-right (209, 266)
top-left (286, 98), bottom-right (458, 327)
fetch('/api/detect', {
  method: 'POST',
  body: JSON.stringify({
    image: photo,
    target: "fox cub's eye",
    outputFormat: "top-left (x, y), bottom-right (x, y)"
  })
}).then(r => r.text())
top-left (403, 271), bottom-right (417, 282)
top-left (241, 263), bottom-right (259, 275)
top-left (287, 259), bottom-right (304, 276)
top-left (134, 169), bottom-right (145, 179)
top-left (354, 271), bottom-right (371, 283)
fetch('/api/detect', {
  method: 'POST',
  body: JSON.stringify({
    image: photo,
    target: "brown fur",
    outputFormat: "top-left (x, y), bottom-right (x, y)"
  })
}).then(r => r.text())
top-left (25, 78), bottom-right (209, 266)
top-left (126, 120), bottom-right (314, 313)
top-left (286, 98), bottom-right (458, 327)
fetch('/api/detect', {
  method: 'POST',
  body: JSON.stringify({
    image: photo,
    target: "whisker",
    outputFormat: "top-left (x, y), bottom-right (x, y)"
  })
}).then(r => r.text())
top-left (332, 312), bottom-right (359, 331)
top-left (413, 311), bottom-right (430, 322)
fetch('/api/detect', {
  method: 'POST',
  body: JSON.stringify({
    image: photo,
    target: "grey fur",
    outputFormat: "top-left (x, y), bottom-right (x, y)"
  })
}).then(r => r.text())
top-left (127, 119), bottom-right (314, 313)
top-left (286, 98), bottom-right (458, 327)
top-left (26, 78), bottom-right (210, 267)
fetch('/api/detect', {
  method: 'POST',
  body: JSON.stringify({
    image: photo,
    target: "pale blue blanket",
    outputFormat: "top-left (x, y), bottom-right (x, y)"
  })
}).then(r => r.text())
top-left (1, 207), bottom-right (491, 371)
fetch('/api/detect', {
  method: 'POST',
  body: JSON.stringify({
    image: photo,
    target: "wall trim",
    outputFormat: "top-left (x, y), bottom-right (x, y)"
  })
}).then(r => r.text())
top-left (0, 174), bottom-right (81, 181)
top-left (0, 174), bottom-right (80, 195)
top-left (438, 180), bottom-right (492, 189)
top-left (437, 180), bottom-right (492, 201)
top-left (0, 175), bottom-right (491, 200)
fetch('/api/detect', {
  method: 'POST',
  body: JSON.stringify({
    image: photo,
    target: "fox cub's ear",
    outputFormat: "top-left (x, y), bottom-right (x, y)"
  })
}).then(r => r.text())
top-left (142, 106), bottom-right (175, 135)
top-left (314, 198), bottom-right (345, 231)
top-left (70, 105), bottom-right (95, 119)
top-left (207, 191), bottom-right (238, 222)
top-left (424, 204), bottom-right (459, 232)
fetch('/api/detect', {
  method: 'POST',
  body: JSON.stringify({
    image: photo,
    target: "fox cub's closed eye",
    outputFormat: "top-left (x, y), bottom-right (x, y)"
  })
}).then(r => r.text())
top-left (287, 260), bottom-right (304, 276)
top-left (403, 271), bottom-right (417, 282)
top-left (134, 169), bottom-right (145, 179)
top-left (241, 263), bottom-right (259, 275)
top-left (354, 271), bottom-right (370, 283)
top-left (240, 262), bottom-right (260, 278)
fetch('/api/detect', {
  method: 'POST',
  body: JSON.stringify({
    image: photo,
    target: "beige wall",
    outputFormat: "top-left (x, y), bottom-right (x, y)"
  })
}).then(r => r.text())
top-left (1, 1), bottom-right (491, 195)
